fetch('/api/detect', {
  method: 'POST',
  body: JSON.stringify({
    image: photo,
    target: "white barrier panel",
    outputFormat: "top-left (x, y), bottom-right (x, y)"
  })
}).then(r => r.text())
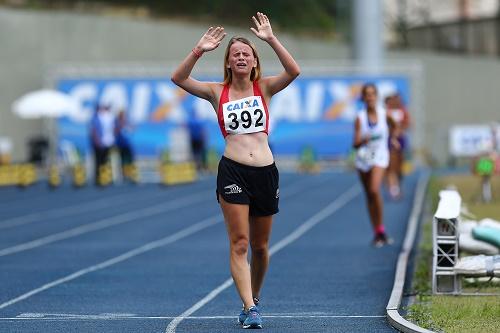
top-left (432, 190), bottom-right (461, 294)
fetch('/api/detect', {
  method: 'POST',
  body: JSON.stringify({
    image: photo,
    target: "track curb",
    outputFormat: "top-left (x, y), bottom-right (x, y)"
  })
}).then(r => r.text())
top-left (386, 171), bottom-right (435, 333)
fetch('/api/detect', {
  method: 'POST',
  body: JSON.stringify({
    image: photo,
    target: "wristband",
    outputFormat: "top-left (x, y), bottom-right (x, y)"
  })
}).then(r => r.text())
top-left (192, 48), bottom-right (203, 58)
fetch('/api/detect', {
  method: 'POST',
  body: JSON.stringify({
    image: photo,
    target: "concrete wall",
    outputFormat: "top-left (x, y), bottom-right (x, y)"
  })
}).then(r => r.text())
top-left (379, 48), bottom-right (500, 165)
top-left (410, 52), bottom-right (500, 165)
top-left (1, 7), bottom-right (499, 165)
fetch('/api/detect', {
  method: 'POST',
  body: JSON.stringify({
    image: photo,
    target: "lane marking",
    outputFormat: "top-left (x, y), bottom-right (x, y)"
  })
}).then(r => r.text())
top-left (0, 191), bottom-right (212, 257)
top-left (0, 176), bottom-right (321, 310)
top-left (0, 214), bottom-right (223, 310)
top-left (0, 174), bottom-right (319, 257)
top-left (0, 190), bottom-right (147, 230)
top-left (165, 184), bottom-right (361, 333)
top-left (0, 312), bottom-right (384, 321)
top-left (0, 181), bottom-right (212, 230)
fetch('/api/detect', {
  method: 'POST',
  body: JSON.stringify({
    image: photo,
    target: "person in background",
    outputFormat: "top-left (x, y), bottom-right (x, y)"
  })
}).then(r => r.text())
top-left (386, 93), bottom-right (410, 199)
top-left (187, 114), bottom-right (208, 172)
top-left (353, 83), bottom-right (398, 247)
top-left (90, 104), bottom-right (115, 185)
top-left (171, 12), bottom-right (300, 329)
top-left (115, 110), bottom-right (136, 182)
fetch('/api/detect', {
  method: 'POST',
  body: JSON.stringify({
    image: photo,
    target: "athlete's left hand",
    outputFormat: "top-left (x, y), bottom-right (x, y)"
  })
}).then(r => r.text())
top-left (250, 12), bottom-right (274, 42)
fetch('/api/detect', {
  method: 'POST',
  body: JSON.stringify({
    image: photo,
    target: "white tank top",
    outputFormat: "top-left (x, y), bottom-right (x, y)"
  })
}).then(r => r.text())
top-left (355, 107), bottom-right (389, 171)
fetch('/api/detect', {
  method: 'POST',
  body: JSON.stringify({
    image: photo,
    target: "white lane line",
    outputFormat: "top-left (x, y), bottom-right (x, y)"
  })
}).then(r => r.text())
top-left (0, 313), bottom-right (383, 321)
top-left (165, 184), bottom-right (361, 333)
top-left (0, 190), bottom-right (212, 257)
top-left (0, 182), bottom-right (211, 230)
top-left (0, 175), bottom-right (318, 257)
top-left (0, 177), bottom-right (319, 311)
top-left (0, 214), bottom-right (224, 311)
top-left (0, 191), bottom-right (142, 230)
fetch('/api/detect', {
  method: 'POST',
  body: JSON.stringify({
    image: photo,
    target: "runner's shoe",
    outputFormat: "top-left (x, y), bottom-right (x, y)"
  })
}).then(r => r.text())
top-left (389, 185), bottom-right (401, 200)
top-left (238, 308), bottom-right (247, 325)
top-left (238, 298), bottom-right (260, 325)
top-left (242, 306), bottom-right (262, 329)
top-left (380, 232), bottom-right (394, 245)
top-left (372, 234), bottom-right (385, 248)
top-left (373, 233), bottom-right (394, 247)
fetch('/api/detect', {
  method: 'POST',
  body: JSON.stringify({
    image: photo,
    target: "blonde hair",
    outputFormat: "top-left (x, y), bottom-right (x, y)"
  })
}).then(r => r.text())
top-left (223, 36), bottom-right (261, 85)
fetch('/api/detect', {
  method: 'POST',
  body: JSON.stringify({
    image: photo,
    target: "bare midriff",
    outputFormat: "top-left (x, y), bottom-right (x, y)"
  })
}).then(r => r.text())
top-left (223, 132), bottom-right (273, 166)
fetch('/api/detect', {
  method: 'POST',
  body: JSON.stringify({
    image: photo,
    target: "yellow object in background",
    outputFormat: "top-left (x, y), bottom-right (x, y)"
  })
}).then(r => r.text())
top-left (402, 160), bottom-right (414, 175)
top-left (98, 164), bottom-right (113, 186)
top-left (160, 162), bottom-right (197, 186)
top-left (48, 165), bottom-right (61, 188)
top-left (18, 164), bottom-right (37, 187)
top-left (0, 165), bottom-right (18, 186)
top-left (0, 164), bottom-right (37, 187)
top-left (123, 164), bottom-right (139, 183)
top-left (72, 164), bottom-right (86, 187)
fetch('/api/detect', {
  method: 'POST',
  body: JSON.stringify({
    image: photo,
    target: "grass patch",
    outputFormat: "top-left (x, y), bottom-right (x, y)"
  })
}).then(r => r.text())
top-left (405, 173), bottom-right (500, 333)
top-left (423, 296), bottom-right (500, 333)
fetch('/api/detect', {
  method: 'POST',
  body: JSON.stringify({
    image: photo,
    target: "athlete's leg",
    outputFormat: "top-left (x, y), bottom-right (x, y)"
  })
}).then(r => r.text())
top-left (249, 215), bottom-right (273, 300)
top-left (219, 196), bottom-right (255, 310)
top-left (358, 169), bottom-right (377, 230)
top-left (396, 150), bottom-right (404, 190)
top-left (397, 150), bottom-right (404, 180)
top-left (387, 150), bottom-right (401, 198)
top-left (369, 166), bottom-right (386, 230)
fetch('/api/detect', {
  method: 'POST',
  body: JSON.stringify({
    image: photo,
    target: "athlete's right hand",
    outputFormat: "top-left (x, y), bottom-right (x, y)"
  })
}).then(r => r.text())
top-left (195, 27), bottom-right (226, 53)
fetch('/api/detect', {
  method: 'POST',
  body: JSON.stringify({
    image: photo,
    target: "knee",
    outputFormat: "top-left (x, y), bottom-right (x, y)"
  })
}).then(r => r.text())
top-left (367, 187), bottom-right (379, 199)
top-left (231, 237), bottom-right (249, 257)
top-left (250, 243), bottom-right (269, 259)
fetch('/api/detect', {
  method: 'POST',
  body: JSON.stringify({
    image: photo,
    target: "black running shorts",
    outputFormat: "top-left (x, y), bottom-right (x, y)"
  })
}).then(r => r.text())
top-left (216, 156), bottom-right (279, 217)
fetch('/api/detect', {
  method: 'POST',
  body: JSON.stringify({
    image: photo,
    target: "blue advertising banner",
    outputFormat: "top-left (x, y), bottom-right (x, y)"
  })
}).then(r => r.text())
top-left (57, 76), bottom-right (410, 159)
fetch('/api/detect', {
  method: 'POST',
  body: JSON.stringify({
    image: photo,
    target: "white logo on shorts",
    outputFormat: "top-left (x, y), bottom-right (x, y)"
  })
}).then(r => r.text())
top-left (224, 184), bottom-right (242, 194)
top-left (276, 188), bottom-right (280, 198)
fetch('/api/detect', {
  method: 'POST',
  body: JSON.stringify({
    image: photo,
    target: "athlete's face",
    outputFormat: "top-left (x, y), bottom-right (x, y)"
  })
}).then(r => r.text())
top-left (227, 41), bottom-right (257, 76)
top-left (362, 86), bottom-right (377, 109)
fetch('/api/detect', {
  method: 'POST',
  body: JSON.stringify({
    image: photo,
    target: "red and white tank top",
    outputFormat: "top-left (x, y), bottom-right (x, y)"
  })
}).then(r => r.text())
top-left (217, 81), bottom-right (270, 138)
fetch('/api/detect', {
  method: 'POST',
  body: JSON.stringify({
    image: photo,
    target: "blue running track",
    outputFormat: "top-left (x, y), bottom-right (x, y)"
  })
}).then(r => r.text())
top-left (0, 170), bottom-right (421, 332)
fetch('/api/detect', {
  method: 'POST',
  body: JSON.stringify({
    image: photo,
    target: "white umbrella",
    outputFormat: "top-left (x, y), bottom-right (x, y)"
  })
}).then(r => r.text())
top-left (12, 89), bottom-right (80, 119)
top-left (11, 89), bottom-right (81, 167)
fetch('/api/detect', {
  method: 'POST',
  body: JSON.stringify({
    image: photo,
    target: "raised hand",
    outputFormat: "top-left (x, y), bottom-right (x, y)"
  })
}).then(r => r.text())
top-left (250, 12), bottom-right (274, 42)
top-left (196, 27), bottom-right (226, 52)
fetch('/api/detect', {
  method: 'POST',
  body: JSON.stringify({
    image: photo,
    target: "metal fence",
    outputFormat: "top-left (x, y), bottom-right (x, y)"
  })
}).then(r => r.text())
top-left (407, 17), bottom-right (500, 56)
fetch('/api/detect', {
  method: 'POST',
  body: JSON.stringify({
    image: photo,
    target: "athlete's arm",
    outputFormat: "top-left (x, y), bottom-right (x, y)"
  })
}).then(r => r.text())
top-left (250, 12), bottom-right (300, 97)
top-left (353, 117), bottom-right (366, 149)
top-left (171, 27), bottom-right (226, 101)
top-left (401, 107), bottom-right (410, 131)
top-left (387, 115), bottom-right (401, 150)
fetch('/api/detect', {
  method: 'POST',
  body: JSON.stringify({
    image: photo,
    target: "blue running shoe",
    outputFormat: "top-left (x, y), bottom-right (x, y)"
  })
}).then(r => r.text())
top-left (238, 298), bottom-right (260, 325)
top-left (238, 308), bottom-right (247, 325)
top-left (242, 306), bottom-right (262, 329)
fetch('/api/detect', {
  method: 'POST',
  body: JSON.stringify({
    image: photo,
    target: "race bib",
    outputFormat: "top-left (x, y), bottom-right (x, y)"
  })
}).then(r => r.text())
top-left (357, 145), bottom-right (377, 164)
top-left (222, 96), bottom-right (266, 134)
